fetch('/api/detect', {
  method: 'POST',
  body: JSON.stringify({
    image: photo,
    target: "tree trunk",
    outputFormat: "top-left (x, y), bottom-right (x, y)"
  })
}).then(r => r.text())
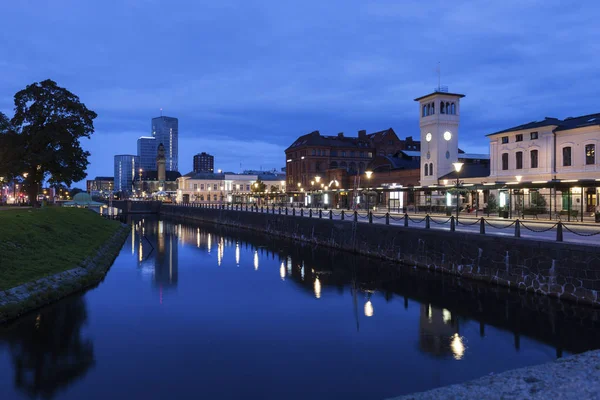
top-left (27, 181), bottom-right (39, 207)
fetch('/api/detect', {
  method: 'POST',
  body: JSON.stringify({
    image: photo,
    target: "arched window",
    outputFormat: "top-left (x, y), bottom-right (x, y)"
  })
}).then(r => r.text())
top-left (431, 102), bottom-right (435, 114)
top-left (446, 102), bottom-right (450, 113)
top-left (429, 163), bottom-right (433, 176)
top-left (501, 153), bottom-right (509, 170)
top-left (426, 104), bottom-right (431, 116)
top-left (451, 103), bottom-right (456, 114)
top-left (440, 102), bottom-right (445, 114)
top-left (329, 161), bottom-right (338, 169)
top-left (422, 105), bottom-right (426, 117)
top-left (340, 161), bottom-right (347, 169)
top-left (424, 164), bottom-right (429, 176)
top-left (358, 162), bottom-right (365, 174)
top-left (349, 162), bottom-right (357, 173)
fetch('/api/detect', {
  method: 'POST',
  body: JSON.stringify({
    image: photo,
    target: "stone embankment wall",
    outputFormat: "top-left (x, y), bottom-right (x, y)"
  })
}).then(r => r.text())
top-left (161, 206), bottom-right (600, 307)
top-left (0, 224), bottom-right (130, 324)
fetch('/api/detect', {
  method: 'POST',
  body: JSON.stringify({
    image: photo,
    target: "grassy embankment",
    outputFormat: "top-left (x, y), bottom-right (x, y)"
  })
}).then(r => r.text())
top-left (0, 207), bottom-right (123, 291)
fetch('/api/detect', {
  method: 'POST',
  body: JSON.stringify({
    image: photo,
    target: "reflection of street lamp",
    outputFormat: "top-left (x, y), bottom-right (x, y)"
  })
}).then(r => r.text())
top-left (452, 162), bottom-right (464, 219)
top-left (364, 299), bottom-right (374, 317)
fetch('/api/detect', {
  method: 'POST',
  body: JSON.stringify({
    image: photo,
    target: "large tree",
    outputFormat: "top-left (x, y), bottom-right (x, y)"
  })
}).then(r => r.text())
top-left (8, 79), bottom-right (97, 205)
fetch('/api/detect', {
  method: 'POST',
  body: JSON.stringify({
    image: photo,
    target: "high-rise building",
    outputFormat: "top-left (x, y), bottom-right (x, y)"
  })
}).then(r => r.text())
top-left (152, 116), bottom-right (178, 172)
top-left (137, 136), bottom-right (157, 171)
top-left (114, 155), bottom-right (140, 194)
top-left (193, 152), bottom-right (214, 173)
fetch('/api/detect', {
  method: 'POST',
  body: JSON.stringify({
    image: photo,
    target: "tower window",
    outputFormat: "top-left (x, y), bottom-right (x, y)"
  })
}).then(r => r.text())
top-left (451, 103), bottom-right (456, 114)
top-left (586, 144), bottom-right (595, 165)
top-left (429, 163), bottom-right (433, 176)
top-left (502, 153), bottom-right (509, 170)
top-left (424, 163), bottom-right (429, 176)
top-left (431, 102), bottom-right (435, 114)
top-left (530, 150), bottom-right (538, 168)
top-left (563, 147), bottom-right (572, 166)
top-left (440, 102), bottom-right (445, 114)
top-left (427, 104), bottom-right (431, 116)
top-left (422, 105), bottom-right (426, 117)
top-left (516, 151), bottom-right (523, 169)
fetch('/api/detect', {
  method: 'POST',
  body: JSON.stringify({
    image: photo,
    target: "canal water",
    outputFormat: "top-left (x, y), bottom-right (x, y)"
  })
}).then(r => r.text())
top-left (1, 217), bottom-right (599, 400)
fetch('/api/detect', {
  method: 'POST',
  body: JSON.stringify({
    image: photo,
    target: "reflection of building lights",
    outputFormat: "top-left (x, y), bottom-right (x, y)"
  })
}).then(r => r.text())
top-left (218, 238), bottom-right (224, 266)
top-left (158, 221), bottom-right (164, 234)
top-left (254, 251), bottom-right (259, 270)
top-left (428, 304), bottom-right (432, 322)
top-left (364, 300), bottom-right (374, 317)
top-left (207, 233), bottom-right (212, 253)
top-left (451, 334), bottom-right (465, 360)
top-left (280, 262), bottom-right (285, 280)
top-left (197, 228), bottom-right (200, 248)
top-left (286, 256), bottom-right (292, 274)
top-left (314, 277), bottom-right (321, 299)
top-left (235, 242), bottom-right (240, 265)
top-left (138, 240), bottom-right (143, 262)
top-left (443, 309), bottom-right (452, 324)
top-left (131, 224), bottom-right (135, 254)
top-left (301, 262), bottom-right (305, 280)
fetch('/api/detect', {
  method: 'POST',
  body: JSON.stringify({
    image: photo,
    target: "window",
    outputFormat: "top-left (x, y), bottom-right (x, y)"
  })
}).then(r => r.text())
top-left (530, 150), bottom-right (538, 169)
top-left (502, 153), bottom-right (509, 170)
top-left (359, 151), bottom-right (364, 158)
top-left (200, 184), bottom-right (205, 190)
top-left (440, 102), bottom-right (445, 114)
top-left (213, 184), bottom-right (218, 190)
top-left (426, 104), bottom-right (431, 116)
top-left (530, 131), bottom-right (538, 140)
top-left (586, 144), bottom-right (595, 165)
top-left (193, 183), bottom-right (197, 190)
top-left (516, 151), bottom-right (523, 169)
top-left (424, 164), bottom-right (428, 176)
top-left (563, 147), bottom-right (572, 166)
top-left (330, 150), bottom-right (337, 157)
top-left (431, 102), bottom-right (435, 114)
top-left (213, 194), bottom-right (217, 201)
top-left (350, 151), bottom-right (355, 157)
top-left (367, 152), bottom-right (373, 158)
top-left (515, 134), bottom-right (523, 142)
top-left (341, 151), bottom-right (346, 157)
top-left (422, 105), bottom-right (426, 117)
top-left (501, 136), bottom-right (509, 144)
top-left (330, 161), bottom-right (338, 169)
top-left (246, 185), bottom-right (250, 191)
top-left (429, 163), bottom-right (433, 176)
top-left (451, 103), bottom-right (456, 114)
top-left (311, 149), bottom-right (316, 156)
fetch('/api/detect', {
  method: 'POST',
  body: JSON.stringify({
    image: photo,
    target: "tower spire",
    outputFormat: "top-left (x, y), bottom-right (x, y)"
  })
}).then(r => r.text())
top-left (436, 62), bottom-right (441, 91)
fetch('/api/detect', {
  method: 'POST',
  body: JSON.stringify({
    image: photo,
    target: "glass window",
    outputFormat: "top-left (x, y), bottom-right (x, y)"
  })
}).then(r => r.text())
top-left (359, 151), bottom-right (364, 158)
top-left (429, 163), bottom-right (433, 176)
top-left (367, 152), bottom-right (372, 158)
top-left (330, 150), bottom-right (337, 157)
top-left (350, 151), bottom-right (355, 157)
top-left (341, 151), bottom-right (346, 157)
top-left (502, 153), bottom-right (509, 170)
top-left (246, 185), bottom-right (250, 191)
top-left (530, 150), bottom-right (538, 168)
top-left (516, 151), bottom-right (523, 169)
top-left (586, 144), bottom-right (595, 165)
top-left (213, 184), bottom-right (218, 190)
top-left (422, 105), bottom-right (426, 117)
top-left (563, 147), bottom-right (572, 166)
top-left (501, 136), bottom-right (509, 144)
top-left (311, 149), bottom-right (316, 156)
top-left (530, 131), bottom-right (538, 140)
top-left (424, 164), bottom-right (428, 176)
top-left (515, 134), bottom-right (523, 142)
top-left (213, 194), bottom-right (217, 201)
top-left (200, 184), bottom-right (205, 190)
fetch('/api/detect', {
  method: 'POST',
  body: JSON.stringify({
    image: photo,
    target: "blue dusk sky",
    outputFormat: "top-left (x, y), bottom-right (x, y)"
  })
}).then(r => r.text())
top-left (1, 0), bottom-right (599, 184)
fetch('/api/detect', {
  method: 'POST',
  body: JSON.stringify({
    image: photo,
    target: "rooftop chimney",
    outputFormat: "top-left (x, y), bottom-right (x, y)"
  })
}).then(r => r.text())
top-left (337, 132), bottom-right (344, 138)
top-left (358, 129), bottom-right (367, 139)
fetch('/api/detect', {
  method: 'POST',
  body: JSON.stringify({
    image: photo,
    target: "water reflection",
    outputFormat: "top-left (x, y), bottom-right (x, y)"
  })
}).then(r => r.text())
top-left (0, 297), bottom-right (94, 399)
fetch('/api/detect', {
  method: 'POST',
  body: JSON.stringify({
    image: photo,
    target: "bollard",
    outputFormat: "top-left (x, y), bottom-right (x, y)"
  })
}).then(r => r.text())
top-left (261, 206), bottom-right (264, 213)
top-left (272, 205), bottom-right (275, 214)
top-left (556, 222), bottom-right (563, 242)
top-left (425, 214), bottom-right (430, 229)
top-left (279, 207), bottom-right (282, 215)
top-left (368, 211), bottom-right (373, 223)
top-left (385, 213), bottom-right (390, 225)
top-left (329, 210), bottom-right (333, 220)
top-left (245, 204), bottom-right (248, 212)
top-left (515, 220), bottom-right (521, 238)
top-left (300, 208), bottom-right (304, 217)
top-left (319, 209), bottom-right (322, 219)
top-left (309, 209), bottom-right (313, 218)
top-left (354, 211), bottom-right (358, 222)
top-left (293, 208), bottom-right (295, 216)
top-left (341, 210), bottom-right (345, 220)
top-left (404, 213), bottom-right (408, 227)
top-left (450, 216), bottom-right (456, 232)
top-left (480, 218), bottom-right (485, 234)
top-left (285, 207), bottom-right (288, 215)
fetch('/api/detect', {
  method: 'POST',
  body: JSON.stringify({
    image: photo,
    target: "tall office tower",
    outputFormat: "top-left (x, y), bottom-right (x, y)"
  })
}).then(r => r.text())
top-left (193, 152), bottom-right (214, 173)
top-left (114, 155), bottom-right (140, 194)
top-left (152, 116), bottom-right (178, 172)
top-left (137, 136), bottom-right (157, 171)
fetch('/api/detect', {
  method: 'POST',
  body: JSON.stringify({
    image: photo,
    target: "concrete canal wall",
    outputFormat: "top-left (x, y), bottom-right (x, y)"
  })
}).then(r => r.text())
top-left (161, 205), bottom-right (600, 307)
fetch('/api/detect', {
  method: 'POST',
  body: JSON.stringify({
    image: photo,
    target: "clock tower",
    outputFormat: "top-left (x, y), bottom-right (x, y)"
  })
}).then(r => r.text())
top-left (414, 88), bottom-right (464, 186)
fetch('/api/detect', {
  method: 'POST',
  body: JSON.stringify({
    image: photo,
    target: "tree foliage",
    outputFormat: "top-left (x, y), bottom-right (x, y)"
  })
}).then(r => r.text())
top-left (4, 79), bottom-right (97, 204)
top-left (251, 179), bottom-right (266, 193)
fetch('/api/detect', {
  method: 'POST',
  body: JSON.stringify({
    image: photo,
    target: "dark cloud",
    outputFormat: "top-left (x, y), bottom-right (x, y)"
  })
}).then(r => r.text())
top-left (1, 0), bottom-right (598, 181)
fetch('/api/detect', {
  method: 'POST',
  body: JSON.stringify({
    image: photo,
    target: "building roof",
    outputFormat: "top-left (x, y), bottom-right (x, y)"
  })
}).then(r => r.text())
top-left (554, 113), bottom-right (600, 132)
top-left (414, 91), bottom-right (466, 102)
top-left (439, 164), bottom-right (491, 180)
top-left (93, 176), bottom-right (114, 181)
top-left (182, 172), bottom-right (225, 180)
top-left (138, 136), bottom-right (155, 140)
top-left (286, 130), bottom-right (372, 151)
top-left (366, 128), bottom-right (395, 140)
top-left (486, 117), bottom-right (562, 136)
top-left (398, 151), bottom-right (489, 160)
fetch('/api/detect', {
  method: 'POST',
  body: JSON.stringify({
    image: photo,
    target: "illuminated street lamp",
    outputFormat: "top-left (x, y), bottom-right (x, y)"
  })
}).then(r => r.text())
top-left (365, 170), bottom-right (373, 210)
top-left (452, 162), bottom-right (464, 219)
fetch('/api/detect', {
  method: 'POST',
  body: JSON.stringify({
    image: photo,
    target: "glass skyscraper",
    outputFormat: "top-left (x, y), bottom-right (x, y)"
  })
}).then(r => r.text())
top-left (137, 136), bottom-right (157, 171)
top-left (152, 116), bottom-right (178, 172)
top-left (114, 155), bottom-right (140, 194)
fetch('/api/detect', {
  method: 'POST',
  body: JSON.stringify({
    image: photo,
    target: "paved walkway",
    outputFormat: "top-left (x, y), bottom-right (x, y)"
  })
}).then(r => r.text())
top-left (387, 350), bottom-right (600, 400)
top-left (230, 206), bottom-right (600, 246)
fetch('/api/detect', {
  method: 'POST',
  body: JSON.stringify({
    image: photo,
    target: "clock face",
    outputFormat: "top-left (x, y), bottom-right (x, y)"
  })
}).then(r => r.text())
top-left (425, 133), bottom-right (432, 142)
top-left (443, 131), bottom-right (452, 141)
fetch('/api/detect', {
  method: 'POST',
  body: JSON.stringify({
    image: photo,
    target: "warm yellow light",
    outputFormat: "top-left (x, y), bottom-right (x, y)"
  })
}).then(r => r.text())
top-left (452, 162), bottom-right (464, 173)
top-left (280, 262), bottom-right (286, 280)
top-left (443, 309), bottom-right (452, 324)
top-left (315, 176), bottom-right (321, 183)
top-left (365, 170), bottom-right (373, 179)
top-left (310, 180), bottom-right (314, 186)
top-left (451, 334), bottom-right (465, 360)
top-left (297, 182), bottom-right (301, 187)
top-left (254, 251), bottom-right (259, 270)
top-left (515, 175), bottom-right (522, 182)
top-left (364, 300), bottom-right (374, 317)
top-left (314, 277), bottom-right (321, 299)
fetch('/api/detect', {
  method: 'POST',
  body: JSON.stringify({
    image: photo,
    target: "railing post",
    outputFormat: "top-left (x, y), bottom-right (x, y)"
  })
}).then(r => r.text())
top-left (309, 209), bottom-right (313, 218)
top-left (285, 207), bottom-right (288, 215)
top-left (341, 210), bottom-right (345, 220)
top-left (556, 222), bottom-right (563, 242)
top-left (329, 210), bottom-right (333, 220)
top-left (279, 207), bottom-right (282, 215)
top-left (354, 211), bottom-right (358, 222)
top-left (480, 218), bottom-right (485, 234)
top-left (319, 209), bottom-right (322, 219)
top-left (385, 213), bottom-right (390, 225)
top-left (301, 208), bottom-right (304, 217)
top-left (425, 214), bottom-right (430, 229)
top-left (404, 213), bottom-right (408, 227)
top-left (293, 208), bottom-right (296, 216)
top-left (450, 216), bottom-right (455, 232)
top-left (272, 205), bottom-right (275, 214)
top-left (245, 204), bottom-right (248, 212)
top-left (368, 211), bottom-right (373, 223)
top-left (261, 206), bottom-right (264, 213)
top-left (515, 219), bottom-right (521, 238)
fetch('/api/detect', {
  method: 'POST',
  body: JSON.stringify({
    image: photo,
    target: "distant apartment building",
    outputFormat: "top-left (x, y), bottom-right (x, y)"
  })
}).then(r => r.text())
top-left (137, 136), bottom-right (157, 171)
top-left (152, 116), bottom-right (178, 172)
top-left (193, 152), bottom-right (214, 173)
top-left (86, 176), bottom-right (114, 197)
top-left (114, 155), bottom-right (140, 194)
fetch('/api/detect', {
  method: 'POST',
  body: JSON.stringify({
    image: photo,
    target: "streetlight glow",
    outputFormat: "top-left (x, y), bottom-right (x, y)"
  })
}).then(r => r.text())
top-left (365, 170), bottom-right (373, 179)
top-left (452, 162), bottom-right (464, 173)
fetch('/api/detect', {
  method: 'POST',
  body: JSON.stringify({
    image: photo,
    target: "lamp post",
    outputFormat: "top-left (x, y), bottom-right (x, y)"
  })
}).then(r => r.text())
top-left (365, 170), bottom-right (373, 211)
top-left (452, 162), bottom-right (464, 220)
top-left (310, 180), bottom-right (315, 208)
top-left (138, 168), bottom-right (143, 198)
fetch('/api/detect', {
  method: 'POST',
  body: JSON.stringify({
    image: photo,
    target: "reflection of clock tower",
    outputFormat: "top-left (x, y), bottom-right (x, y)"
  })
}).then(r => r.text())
top-left (414, 89), bottom-right (464, 186)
